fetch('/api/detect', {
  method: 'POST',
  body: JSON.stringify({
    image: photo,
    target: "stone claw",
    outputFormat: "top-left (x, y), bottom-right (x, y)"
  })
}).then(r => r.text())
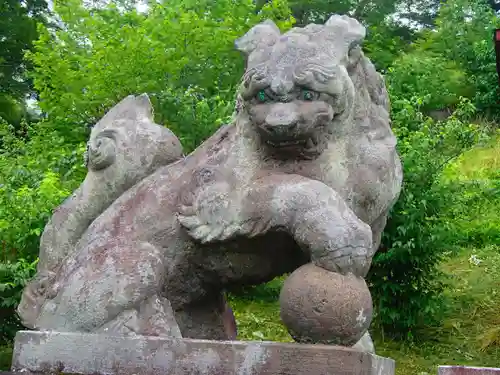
top-left (177, 201), bottom-right (245, 244)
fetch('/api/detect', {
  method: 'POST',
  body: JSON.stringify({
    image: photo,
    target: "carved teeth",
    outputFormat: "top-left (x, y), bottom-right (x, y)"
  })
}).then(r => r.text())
top-left (266, 139), bottom-right (306, 147)
top-left (306, 138), bottom-right (314, 149)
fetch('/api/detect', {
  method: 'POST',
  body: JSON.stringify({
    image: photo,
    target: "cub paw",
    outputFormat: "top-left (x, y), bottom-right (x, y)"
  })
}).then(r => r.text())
top-left (177, 202), bottom-right (241, 244)
top-left (176, 181), bottom-right (272, 244)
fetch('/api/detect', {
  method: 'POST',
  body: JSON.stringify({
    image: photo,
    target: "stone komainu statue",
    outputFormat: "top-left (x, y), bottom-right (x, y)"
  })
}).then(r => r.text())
top-left (18, 15), bottom-right (402, 353)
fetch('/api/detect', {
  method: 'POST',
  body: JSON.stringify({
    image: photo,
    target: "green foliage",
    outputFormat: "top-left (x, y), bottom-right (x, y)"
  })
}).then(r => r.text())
top-left (0, 123), bottom-right (86, 261)
top-left (468, 39), bottom-right (500, 117)
top-left (452, 179), bottom-right (500, 247)
top-left (269, 0), bottom-right (399, 26)
top-left (0, 345), bottom-right (12, 371)
top-left (396, 0), bottom-right (444, 28)
top-left (0, 0), bottom-right (49, 130)
top-left (0, 95), bottom-right (26, 128)
top-left (0, 0), bottom-right (48, 101)
top-left (152, 87), bottom-right (234, 153)
top-left (442, 135), bottom-right (500, 248)
top-left (0, 259), bottom-right (38, 343)
top-left (227, 276), bottom-right (292, 342)
top-left (0, 122), bottom-right (85, 343)
top-left (28, 0), bottom-right (295, 148)
top-left (416, 0), bottom-right (500, 118)
top-left (363, 22), bottom-right (415, 72)
top-left (374, 244), bottom-right (500, 374)
top-left (423, 0), bottom-right (496, 62)
top-left (0, 170), bottom-right (71, 260)
top-left (386, 51), bottom-right (473, 111)
top-left (368, 97), bottom-right (487, 337)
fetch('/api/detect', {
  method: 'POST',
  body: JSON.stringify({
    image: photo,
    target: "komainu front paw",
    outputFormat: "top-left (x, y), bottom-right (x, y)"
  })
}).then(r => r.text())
top-left (314, 245), bottom-right (373, 278)
top-left (289, 184), bottom-right (374, 277)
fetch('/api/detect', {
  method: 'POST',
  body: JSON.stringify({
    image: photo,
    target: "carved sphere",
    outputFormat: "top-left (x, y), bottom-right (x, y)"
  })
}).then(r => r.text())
top-left (279, 263), bottom-right (372, 346)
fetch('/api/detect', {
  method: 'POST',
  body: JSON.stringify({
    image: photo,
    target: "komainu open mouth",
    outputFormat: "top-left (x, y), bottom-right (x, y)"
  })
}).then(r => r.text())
top-left (265, 139), bottom-right (306, 147)
top-left (265, 137), bottom-right (318, 149)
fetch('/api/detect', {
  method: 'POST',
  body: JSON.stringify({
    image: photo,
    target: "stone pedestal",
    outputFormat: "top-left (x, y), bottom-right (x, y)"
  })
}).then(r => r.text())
top-left (10, 330), bottom-right (395, 375)
top-left (439, 366), bottom-right (500, 375)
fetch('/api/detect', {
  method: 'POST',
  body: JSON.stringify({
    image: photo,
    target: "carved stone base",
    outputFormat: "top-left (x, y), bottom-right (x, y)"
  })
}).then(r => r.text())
top-left (439, 366), bottom-right (500, 374)
top-left (11, 331), bottom-right (395, 375)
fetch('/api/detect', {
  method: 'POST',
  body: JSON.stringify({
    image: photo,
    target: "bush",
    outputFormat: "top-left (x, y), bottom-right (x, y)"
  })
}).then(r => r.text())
top-left (385, 51), bottom-right (472, 112)
top-left (0, 124), bottom-right (86, 261)
top-left (0, 345), bottom-right (12, 371)
top-left (415, 0), bottom-right (500, 120)
top-left (367, 97), bottom-right (487, 337)
top-left (0, 123), bottom-right (86, 343)
top-left (152, 86), bottom-right (234, 153)
top-left (363, 22), bottom-right (415, 72)
top-left (468, 40), bottom-right (500, 119)
top-left (452, 179), bottom-right (500, 248)
top-left (28, 0), bottom-right (295, 147)
top-left (442, 139), bottom-right (500, 248)
top-left (0, 259), bottom-right (37, 343)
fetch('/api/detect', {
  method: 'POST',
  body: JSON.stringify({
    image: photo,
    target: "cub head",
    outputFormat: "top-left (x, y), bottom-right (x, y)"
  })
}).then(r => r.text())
top-left (235, 15), bottom-right (380, 159)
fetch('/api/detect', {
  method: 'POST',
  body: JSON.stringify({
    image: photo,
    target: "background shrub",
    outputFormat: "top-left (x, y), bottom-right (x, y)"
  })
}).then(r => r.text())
top-left (367, 97), bottom-right (488, 337)
top-left (0, 259), bottom-right (38, 342)
top-left (385, 52), bottom-right (473, 112)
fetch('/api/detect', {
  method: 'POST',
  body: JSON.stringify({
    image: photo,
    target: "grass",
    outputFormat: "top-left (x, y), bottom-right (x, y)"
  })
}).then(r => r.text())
top-left (0, 345), bottom-right (12, 371)
top-left (372, 244), bottom-right (500, 373)
top-left (442, 131), bottom-right (500, 182)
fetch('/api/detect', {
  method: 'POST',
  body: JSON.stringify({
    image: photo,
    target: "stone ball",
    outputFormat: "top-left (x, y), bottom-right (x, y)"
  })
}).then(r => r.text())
top-left (279, 263), bottom-right (373, 346)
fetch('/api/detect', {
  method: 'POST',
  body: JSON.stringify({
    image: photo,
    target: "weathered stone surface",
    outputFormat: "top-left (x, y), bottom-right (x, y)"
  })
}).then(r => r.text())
top-left (17, 14), bottom-right (402, 351)
top-left (17, 94), bottom-right (184, 334)
top-left (11, 331), bottom-right (395, 375)
top-left (352, 332), bottom-right (376, 353)
top-left (280, 263), bottom-right (372, 346)
top-left (438, 366), bottom-right (500, 375)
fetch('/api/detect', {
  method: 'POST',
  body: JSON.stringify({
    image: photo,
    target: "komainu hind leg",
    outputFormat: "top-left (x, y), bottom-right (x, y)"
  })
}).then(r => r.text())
top-left (35, 240), bottom-right (180, 336)
top-left (96, 294), bottom-right (181, 337)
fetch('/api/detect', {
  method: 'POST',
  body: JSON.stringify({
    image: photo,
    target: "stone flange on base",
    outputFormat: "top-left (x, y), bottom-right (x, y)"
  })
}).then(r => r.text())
top-left (439, 367), bottom-right (500, 374)
top-left (10, 331), bottom-right (395, 375)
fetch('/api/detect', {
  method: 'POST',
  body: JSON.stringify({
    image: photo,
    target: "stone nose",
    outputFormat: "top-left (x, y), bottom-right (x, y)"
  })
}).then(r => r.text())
top-left (264, 106), bottom-right (299, 136)
top-left (263, 122), bottom-right (297, 136)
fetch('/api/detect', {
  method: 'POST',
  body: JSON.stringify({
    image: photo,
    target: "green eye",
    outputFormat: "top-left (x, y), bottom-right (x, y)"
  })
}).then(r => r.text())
top-left (302, 90), bottom-right (315, 101)
top-left (257, 90), bottom-right (267, 103)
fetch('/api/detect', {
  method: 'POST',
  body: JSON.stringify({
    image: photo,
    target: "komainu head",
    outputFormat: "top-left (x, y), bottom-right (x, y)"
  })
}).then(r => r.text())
top-left (235, 15), bottom-right (389, 160)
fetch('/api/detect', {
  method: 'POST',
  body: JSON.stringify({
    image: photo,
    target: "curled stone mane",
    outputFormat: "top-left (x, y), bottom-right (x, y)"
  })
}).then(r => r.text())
top-left (292, 63), bottom-right (338, 88)
top-left (235, 15), bottom-right (391, 147)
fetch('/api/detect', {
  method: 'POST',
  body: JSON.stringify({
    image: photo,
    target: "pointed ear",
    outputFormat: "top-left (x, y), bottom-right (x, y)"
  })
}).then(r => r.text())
top-left (324, 14), bottom-right (366, 45)
top-left (133, 93), bottom-right (154, 120)
top-left (95, 94), bottom-right (154, 129)
top-left (235, 19), bottom-right (281, 56)
top-left (322, 15), bottom-right (366, 66)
